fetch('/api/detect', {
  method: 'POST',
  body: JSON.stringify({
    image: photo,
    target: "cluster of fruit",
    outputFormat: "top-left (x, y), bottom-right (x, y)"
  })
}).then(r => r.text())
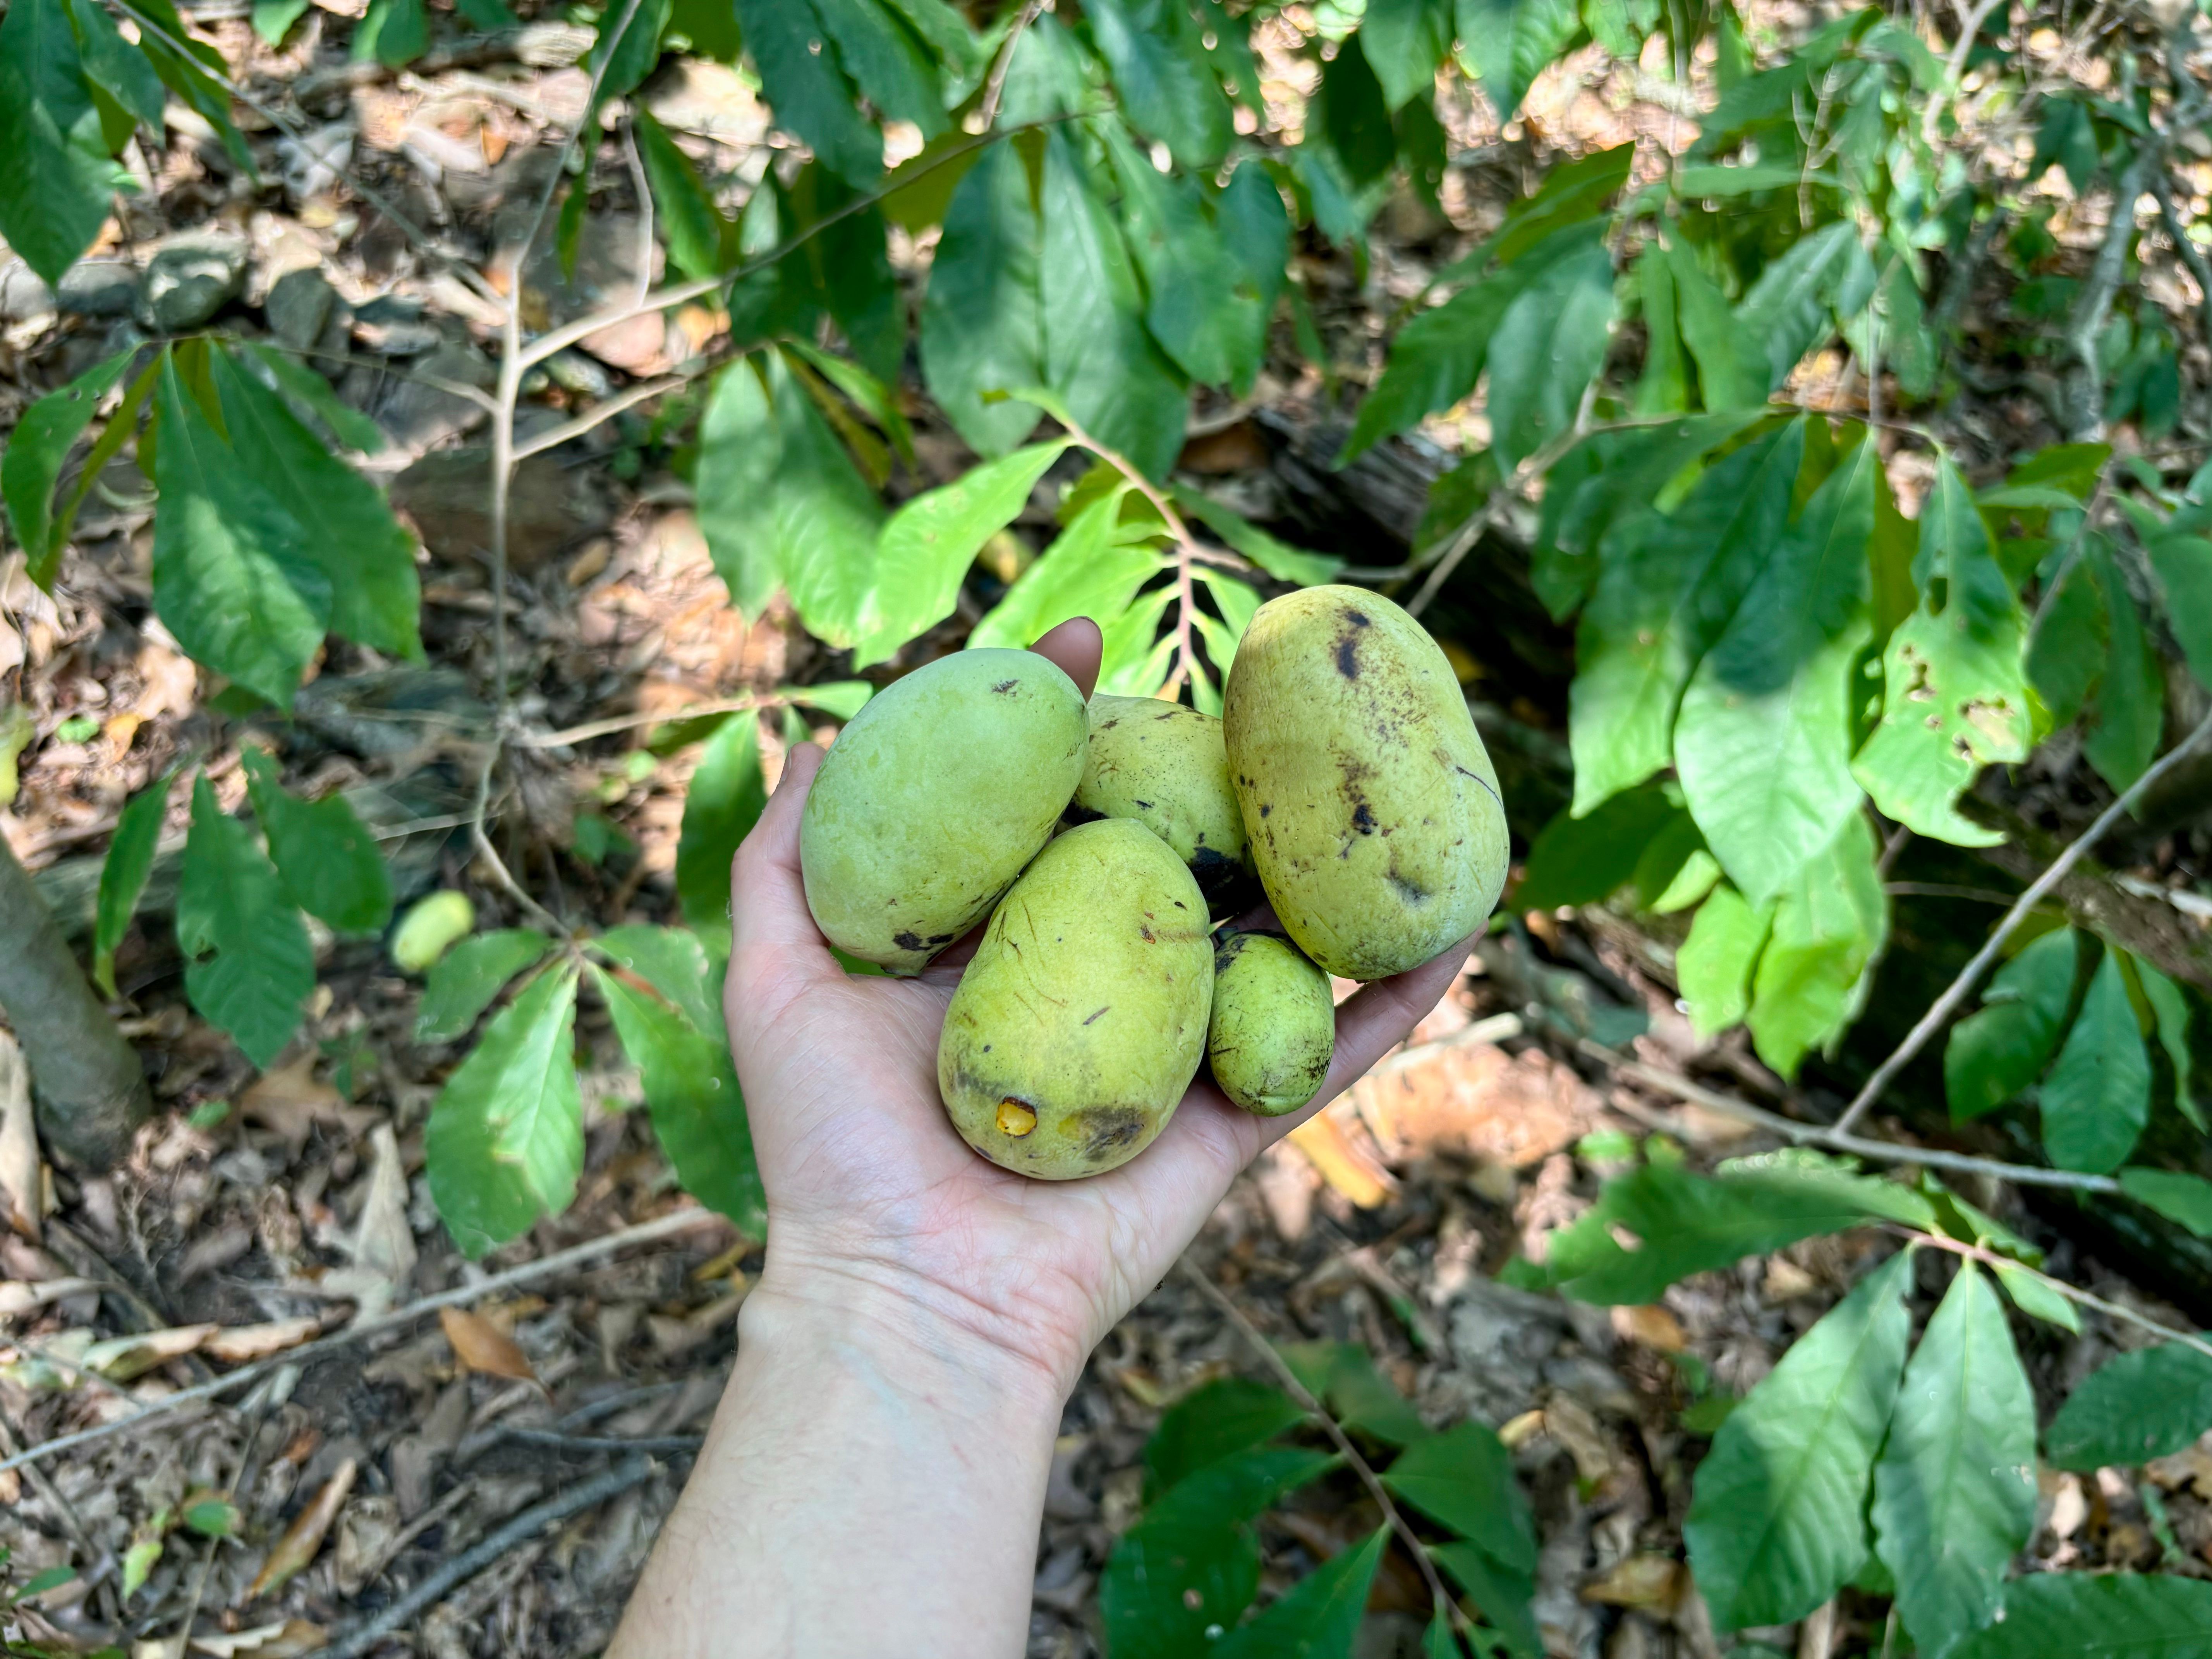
top-left (798, 587), bottom-right (1510, 1179)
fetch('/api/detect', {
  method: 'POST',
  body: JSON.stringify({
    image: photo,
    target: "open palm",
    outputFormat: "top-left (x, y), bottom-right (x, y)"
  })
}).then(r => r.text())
top-left (723, 619), bottom-right (1474, 1396)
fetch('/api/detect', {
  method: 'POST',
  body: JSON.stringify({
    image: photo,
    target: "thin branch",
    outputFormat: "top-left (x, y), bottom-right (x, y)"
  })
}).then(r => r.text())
top-left (1902, 1228), bottom-right (2212, 1364)
top-left (978, 0), bottom-right (1050, 130)
top-left (518, 690), bottom-right (795, 749)
top-left (1408, 392), bottom-right (1599, 618)
top-left (510, 375), bottom-right (687, 462)
top-left (0, 1208), bottom-right (725, 1477)
top-left (1179, 1258), bottom-right (1470, 1639)
top-left (1831, 701), bottom-right (2212, 1135)
top-left (2063, 147), bottom-right (2151, 441)
top-left (1946, 0), bottom-right (2006, 84)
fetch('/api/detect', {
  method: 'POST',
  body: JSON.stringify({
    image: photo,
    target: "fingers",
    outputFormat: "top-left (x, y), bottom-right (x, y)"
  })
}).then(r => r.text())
top-left (1029, 616), bottom-right (1103, 700)
top-left (728, 743), bottom-right (840, 997)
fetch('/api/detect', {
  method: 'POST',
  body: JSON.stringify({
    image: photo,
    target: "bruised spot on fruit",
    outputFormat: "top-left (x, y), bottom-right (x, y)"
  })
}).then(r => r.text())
top-left (997, 1098), bottom-right (1039, 1136)
top-left (1352, 801), bottom-right (1377, 835)
top-left (1133, 798), bottom-right (1153, 809)
top-left (1140, 924), bottom-right (1156, 942)
top-left (1079, 1108), bottom-right (1147, 1160)
top-left (993, 679), bottom-right (1020, 694)
top-left (928, 931), bottom-right (956, 945)
top-left (1083, 1006), bottom-right (1110, 1025)
top-left (1388, 869), bottom-right (1429, 903)
top-left (1259, 803), bottom-right (1272, 817)
top-left (1336, 637), bottom-right (1360, 679)
top-left (894, 930), bottom-right (926, 952)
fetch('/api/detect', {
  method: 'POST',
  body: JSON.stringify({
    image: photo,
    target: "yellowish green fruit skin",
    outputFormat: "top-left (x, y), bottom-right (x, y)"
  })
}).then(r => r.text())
top-left (800, 648), bottom-right (1087, 974)
top-left (1207, 932), bottom-right (1334, 1116)
top-left (391, 891), bottom-right (475, 972)
top-left (1073, 694), bottom-right (1255, 914)
top-left (1224, 585), bottom-right (1508, 980)
top-left (938, 819), bottom-right (1212, 1178)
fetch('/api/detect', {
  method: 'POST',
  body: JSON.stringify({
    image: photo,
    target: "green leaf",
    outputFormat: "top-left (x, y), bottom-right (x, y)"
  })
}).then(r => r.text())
top-left (2040, 947), bottom-right (2151, 1175)
top-left (244, 344), bottom-right (386, 456)
top-left (2121, 1168), bottom-right (2212, 1238)
top-left (1951, 1573), bottom-right (2212, 1659)
top-left (1101, 1446), bottom-right (1337, 1659)
top-left (177, 775), bottom-right (313, 1069)
top-left (968, 488), bottom-right (1167, 651)
top-left (2026, 550), bottom-right (2106, 730)
top-left (1734, 223), bottom-right (1874, 398)
top-left (593, 965), bottom-right (764, 1236)
top-left (1096, 587), bottom-right (1177, 695)
top-left (584, 0), bottom-right (670, 114)
top-left (1992, 1261), bottom-right (2079, 1333)
top-left (810, 0), bottom-right (945, 139)
top-left (854, 440), bottom-right (1071, 666)
top-left (1853, 456), bottom-right (2031, 846)
top-left (919, 140), bottom-right (1046, 458)
top-left (1087, 0), bottom-right (1232, 170)
top-left (1454, 0), bottom-right (1581, 120)
top-left (1104, 127), bottom-right (1247, 388)
top-left (1871, 1263), bottom-right (2038, 1659)
top-left (1635, 232), bottom-right (1688, 415)
top-left (1278, 1340), bottom-right (1430, 1445)
top-left (1747, 814), bottom-right (1887, 1080)
top-left (1656, 235), bottom-right (1765, 411)
top-left (1171, 489), bottom-right (1339, 585)
top-left (1676, 434), bottom-right (1875, 903)
top-left (414, 930), bottom-right (555, 1043)
top-left (354, 0), bottom-right (426, 67)
top-left (2045, 1342), bottom-right (2212, 1470)
top-left (2147, 534), bottom-right (2212, 691)
top-left (1431, 1541), bottom-right (1539, 1657)
top-left (1362, 0), bottom-right (1455, 108)
top-left (1145, 1377), bottom-right (1305, 1498)
top-left (1475, 143), bottom-right (1634, 273)
top-left (240, 749), bottom-right (392, 935)
top-left (1943, 928), bottom-right (2078, 1123)
top-left (593, 923), bottom-right (722, 1039)
top-left (426, 964), bottom-right (584, 1258)
top-left (1484, 235), bottom-right (1616, 471)
top-left (731, 0), bottom-right (879, 182)
top-left (1316, 37), bottom-right (1396, 187)
top-left (784, 680), bottom-right (873, 721)
top-left (1679, 883), bottom-right (1771, 1038)
top-left (66, 0), bottom-right (164, 129)
top-left (676, 710), bottom-right (768, 931)
top-left (1214, 1526), bottom-right (1388, 1659)
top-left (1684, 1250), bottom-right (1913, 1630)
top-left (93, 772), bottom-right (170, 998)
top-left (1514, 785), bottom-right (1678, 913)
top-left (1569, 420), bottom-right (1805, 814)
top-left (2081, 538), bottom-right (2164, 792)
top-left (1214, 163), bottom-right (1291, 396)
top-left (149, 353), bottom-right (329, 711)
top-left (1384, 1420), bottom-right (1536, 1574)
top-left (3, 348), bottom-right (132, 587)
top-left (634, 106), bottom-right (733, 280)
top-left (0, 0), bottom-right (129, 287)
top-left (121, 1538), bottom-right (160, 1602)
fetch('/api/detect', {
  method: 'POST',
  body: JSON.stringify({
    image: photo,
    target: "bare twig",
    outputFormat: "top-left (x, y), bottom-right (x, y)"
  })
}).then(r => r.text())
top-left (1946, 0), bottom-right (2007, 83)
top-left (1408, 392), bottom-right (1599, 618)
top-left (519, 690), bottom-right (798, 749)
top-left (1831, 701), bottom-right (2212, 1135)
top-left (0, 1408), bottom-right (120, 1626)
top-left (2063, 147), bottom-right (2151, 440)
top-left (0, 1208), bottom-right (725, 1477)
top-left (510, 375), bottom-right (688, 462)
top-left (462, 1427), bottom-right (705, 1461)
top-left (978, 0), bottom-right (1050, 130)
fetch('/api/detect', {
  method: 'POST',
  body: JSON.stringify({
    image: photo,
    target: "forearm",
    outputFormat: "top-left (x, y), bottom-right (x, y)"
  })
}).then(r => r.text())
top-left (608, 1278), bottom-right (1063, 1659)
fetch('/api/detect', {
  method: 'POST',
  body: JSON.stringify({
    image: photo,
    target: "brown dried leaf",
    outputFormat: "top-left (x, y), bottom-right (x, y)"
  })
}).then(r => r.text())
top-left (0, 1030), bottom-right (41, 1242)
top-left (1356, 1039), bottom-right (1596, 1171)
top-left (1610, 1304), bottom-right (1689, 1353)
top-left (239, 1056), bottom-right (347, 1154)
top-left (343, 1123), bottom-right (417, 1319)
top-left (247, 1458), bottom-right (358, 1601)
top-left (203, 1317), bottom-right (323, 1364)
top-left (438, 1305), bottom-right (537, 1383)
top-left (190, 1619), bottom-right (329, 1656)
top-left (83, 1322), bottom-right (218, 1381)
top-left (1287, 1104), bottom-right (1395, 1209)
top-left (0, 1277), bottom-right (98, 1317)
top-left (1581, 1554), bottom-right (1682, 1611)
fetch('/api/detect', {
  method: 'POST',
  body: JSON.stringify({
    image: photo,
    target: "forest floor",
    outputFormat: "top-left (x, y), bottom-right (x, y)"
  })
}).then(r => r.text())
top-left (6, 3), bottom-right (2212, 1657)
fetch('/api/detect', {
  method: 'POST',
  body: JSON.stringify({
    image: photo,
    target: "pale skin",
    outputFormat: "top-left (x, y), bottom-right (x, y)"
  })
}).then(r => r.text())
top-left (609, 618), bottom-right (1476, 1659)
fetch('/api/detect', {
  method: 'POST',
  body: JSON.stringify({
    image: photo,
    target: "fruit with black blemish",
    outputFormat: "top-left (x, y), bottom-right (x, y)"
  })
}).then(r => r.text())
top-left (1068, 694), bottom-right (1257, 917)
top-left (1206, 931), bottom-right (1334, 1116)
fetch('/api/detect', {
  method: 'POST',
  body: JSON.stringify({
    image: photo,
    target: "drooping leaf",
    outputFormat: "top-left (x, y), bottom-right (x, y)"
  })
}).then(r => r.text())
top-left (1943, 928), bottom-right (2078, 1123)
top-left (1992, 1261), bottom-right (2079, 1332)
top-left (240, 749), bottom-right (393, 936)
top-left (1950, 1573), bottom-right (2212, 1659)
top-left (592, 923), bottom-right (723, 1040)
top-left (414, 930), bottom-right (556, 1043)
top-left (676, 710), bottom-right (768, 933)
top-left (93, 771), bottom-right (172, 999)
top-left (584, 0), bottom-right (671, 115)
top-left (1213, 163), bottom-right (1292, 395)
top-left (1871, 1264), bottom-right (2039, 1659)
top-left (593, 966), bottom-right (764, 1236)
top-left (0, 0), bottom-right (129, 286)
top-left (2025, 549), bottom-right (2107, 731)
top-left (3, 348), bottom-right (133, 588)
top-left (2044, 1341), bottom-right (2212, 1471)
top-left (65, 0), bottom-right (164, 129)
top-left (1145, 1377), bottom-right (1305, 1499)
top-left (2137, 961), bottom-right (2203, 1130)
top-left (2040, 947), bottom-right (2151, 1175)
top-left (1086, 0), bottom-right (1232, 170)
top-left (1316, 36), bottom-right (1396, 188)
top-left (2121, 1168), bottom-right (2212, 1238)
top-left (1733, 222), bottom-right (1874, 397)
top-left (730, 0), bottom-right (880, 181)
top-left (1746, 814), bottom-right (1887, 1080)
top-left (1214, 1526), bottom-right (1388, 1659)
top-left (1172, 489), bottom-right (1339, 585)
top-left (1383, 1420), bottom-right (1537, 1575)
top-left (1678, 883), bottom-right (1771, 1038)
top-left (1484, 235), bottom-right (1616, 471)
top-left (1431, 1540), bottom-right (1539, 1657)
top-left (919, 139), bottom-right (1047, 458)
top-left (1684, 1249), bottom-right (1913, 1630)
top-left (1278, 1340), bottom-right (1430, 1446)
top-left (1105, 127), bottom-right (1248, 389)
top-left (2147, 534), bottom-right (2212, 691)
top-left (424, 964), bottom-right (585, 1258)
top-left (634, 106), bottom-right (733, 280)
top-left (2081, 538), bottom-right (2164, 792)
top-left (810, 0), bottom-right (945, 139)
top-left (177, 776), bottom-right (313, 1069)
top-left (1635, 230), bottom-right (1688, 415)
top-left (968, 489), bottom-right (1167, 651)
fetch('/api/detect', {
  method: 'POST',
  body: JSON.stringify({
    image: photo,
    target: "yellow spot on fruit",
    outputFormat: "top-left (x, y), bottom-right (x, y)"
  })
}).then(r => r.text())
top-left (998, 1099), bottom-right (1038, 1137)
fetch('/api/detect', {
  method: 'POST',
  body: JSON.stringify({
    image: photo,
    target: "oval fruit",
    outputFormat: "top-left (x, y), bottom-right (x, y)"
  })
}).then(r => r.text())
top-left (391, 891), bottom-right (475, 972)
top-left (1207, 932), bottom-right (1334, 1116)
top-left (800, 648), bottom-right (1087, 973)
top-left (1072, 694), bottom-right (1256, 915)
top-left (1224, 585), bottom-right (1507, 980)
top-left (938, 819), bottom-right (1212, 1178)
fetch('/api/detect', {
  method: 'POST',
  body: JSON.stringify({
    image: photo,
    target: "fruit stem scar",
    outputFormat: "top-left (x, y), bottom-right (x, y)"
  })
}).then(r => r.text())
top-left (997, 1098), bottom-right (1038, 1136)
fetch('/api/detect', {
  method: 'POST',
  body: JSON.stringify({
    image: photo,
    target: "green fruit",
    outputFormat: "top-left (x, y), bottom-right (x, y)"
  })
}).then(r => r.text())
top-left (1224, 585), bottom-right (1507, 980)
top-left (800, 648), bottom-right (1087, 973)
top-left (1207, 932), bottom-right (1335, 1116)
top-left (391, 890), bottom-right (475, 972)
top-left (938, 819), bottom-right (1212, 1178)
top-left (1072, 694), bottom-right (1256, 915)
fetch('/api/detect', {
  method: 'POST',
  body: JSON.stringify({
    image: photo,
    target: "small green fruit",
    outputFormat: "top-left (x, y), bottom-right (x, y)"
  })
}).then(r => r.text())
top-left (1224, 586), bottom-right (1508, 979)
top-left (800, 648), bottom-right (1087, 973)
top-left (391, 891), bottom-right (475, 972)
top-left (938, 819), bottom-right (1212, 1178)
top-left (1072, 694), bottom-right (1256, 915)
top-left (1207, 932), bottom-right (1335, 1116)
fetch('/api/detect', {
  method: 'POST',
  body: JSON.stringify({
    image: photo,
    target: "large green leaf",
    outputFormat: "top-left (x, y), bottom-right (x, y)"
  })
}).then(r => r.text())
top-left (177, 776), bottom-right (313, 1068)
top-left (634, 106), bottom-right (734, 281)
top-left (149, 354), bottom-right (329, 711)
top-left (2147, 533), bottom-right (2212, 690)
top-left (414, 930), bottom-right (555, 1043)
top-left (1278, 1340), bottom-right (1430, 1446)
top-left (2045, 1342), bottom-right (2212, 1471)
top-left (811, 0), bottom-right (945, 139)
top-left (1453, 0), bottom-right (1580, 120)
top-left (593, 922), bottom-right (723, 1038)
top-left (1484, 235), bottom-right (1616, 471)
top-left (426, 964), bottom-right (585, 1257)
top-left (1513, 786), bottom-right (1678, 913)
top-left (2081, 538), bottom-right (2164, 791)
top-left (1943, 928), bottom-right (2078, 1123)
top-left (2122, 1168), bottom-right (2212, 1238)
top-left (967, 489), bottom-right (1167, 651)
top-left (1872, 1264), bottom-right (2038, 1659)
top-left (1362, 0), bottom-right (1455, 108)
top-left (593, 966), bottom-right (765, 1236)
top-left (1101, 1447), bottom-right (1337, 1659)
top-left (1569, 420), bottom-right (1805, 813)
top-left (1678, 883), bottom-right (1771, 1038)
top-left (240, 749), bottom-right (392, 936)
top-left (65, 0), bottom-right (164, 130)
top-left (1684, 1250), bottom-right (1913, 1629)
top-left (1214, 1526), bottom-right (1387, 1659)
top-left (1854, 456), bottom-right (2030, 845)
top-left (2040, 947), bottom-right (2150, 1175)
top-left (1145, 1377), bottom-right (1305, 1499)
top-left (93, 772), bottom-right (170, 999)
top-left (731, 0), bottom-right (880, 181)
top-left (853, 440), bottom-right (1071, 667)
top-left (919, 139), bottom-right (1047, 458)
top-left (676, 710), bottom-right (769, 932)
top-left (1106, 127), bottom-right (1247, 388)
top-left (3, 349), bottom-right (133, 588)
top-left (1733, 220), bottom-right (1874, 395)
top-left (1086, 0), bottom-right (1231, 170)
top-left (0, 0), bottom-right (128, 286)
top-left (1951, 1573), bottom-right (2212, 1659)
top-left (1746, 813), bottom-right (1887, 1079)
top-left (1676, 435), bottom-right (1875, 903)
top-left (1383, 1421), bottom-right (1536, 1574)
top-left (2025, 549), bottom-right (2107, 730)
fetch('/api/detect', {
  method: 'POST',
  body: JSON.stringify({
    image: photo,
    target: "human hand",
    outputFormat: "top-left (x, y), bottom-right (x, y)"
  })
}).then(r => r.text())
top-left (723, 617), bottom-right (1477, 1403)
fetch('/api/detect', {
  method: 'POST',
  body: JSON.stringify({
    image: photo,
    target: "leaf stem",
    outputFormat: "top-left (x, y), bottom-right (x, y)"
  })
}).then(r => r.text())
top-left (1898, 1226), bottom-right (2212, 1363)
top-left (977, 0), bottom-right (1050, 130)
